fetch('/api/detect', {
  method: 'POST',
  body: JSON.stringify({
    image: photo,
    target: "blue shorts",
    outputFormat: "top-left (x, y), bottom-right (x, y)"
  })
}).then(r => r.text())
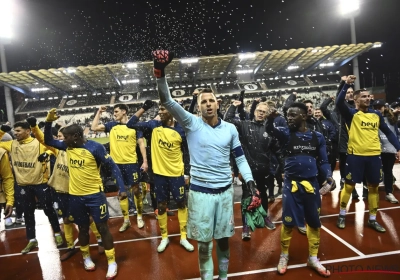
top-left (56, 192), bottom-right (70, 219)
top-left (187, 184), bottom-right (235, 242)
top-left (153, 174), bottom-right (185, 203)
top-left (345, 154), bottom-right (382, 184)
top-left (68, 192), bottom-right (109, 226)
top-left (282, 177), bottom-right (321, 228)
top-left (118, 163), bottom-right (139, 186)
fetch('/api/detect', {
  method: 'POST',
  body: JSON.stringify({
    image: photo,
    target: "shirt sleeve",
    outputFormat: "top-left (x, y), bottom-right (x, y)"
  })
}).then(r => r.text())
top-left (0, 152), bottom-right (14, 206)
top-left (335, 83), bottom-right (353, 123)
top-left (31, 125), bottom-right (59, 155)
top-left (316, 132), bottom-right (332, 179)
top-left (104, 122), bottom-right (116, 133)
top-left (92, 142), bottom-right (126, 192)
top-left (44, 122), bottom-right (67, 150)
top-left (378, 112), bottom-right (400, 151)
top-left (157, 77), bottom-right (200, 131)
top-left (230, 125), bottom-right (253, 183)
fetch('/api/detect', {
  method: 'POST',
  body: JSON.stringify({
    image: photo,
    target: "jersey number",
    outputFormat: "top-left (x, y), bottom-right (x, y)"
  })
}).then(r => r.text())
top-left (100, 204), bottom-right (107, 215)
top-left (179, 186), bottom-right (185, 195)
top-left (133, 172), bottom-right (138, 181)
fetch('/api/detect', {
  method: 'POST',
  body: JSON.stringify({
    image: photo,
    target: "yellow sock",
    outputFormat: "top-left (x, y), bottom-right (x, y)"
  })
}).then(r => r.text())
top-left (178, 207), bottom-right (188, 239)
top-left (340, 183), bottom-right (355, 210)
top-left (306, 226), bottom-right (320, 257)
top-left (89, 221), bottom-right (102, 241)
top-left (141, 182), bottom-right (147, 196)
top-left (119, 198), bottom-right (130, 221)
top-left (134, 192), bottom-right (143, 216)
top-left (64, 223), bottom-right (74, 249)
top-left (367, 185), bottom-right (379, 216)
top-left (105, 248), bottom-right (116, 265)
top-left (80, 244), bottom-right (90, 259)
top-left (280, 224), bottom-right (293, 255)
top-left (158, 212), bottom-right (168, 239)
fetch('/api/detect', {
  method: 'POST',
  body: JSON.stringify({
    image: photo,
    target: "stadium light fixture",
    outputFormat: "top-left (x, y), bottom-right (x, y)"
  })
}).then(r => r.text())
top-left (126, 63), bottom-right (137, 68)
top-left (320, 62), bottom-right (334, 67)
top-left (71, 85), bottom-right (78, 88)
top-left (238, 53), bottom-right (256, 59)
top-left (121, 79), bottom-right (140, 84)
top-left (32, 87), bottom-right (50, 92)
top-left (340, 0), bottom-right (359, 16)
top-left (372, 43), bottom-right (381, 48)
top-left (0, 0), bottom-right (13, 39)
top-left (181, 58), bottom-right (199, 64)
top-left (287, 65), bottom-right (299, 70)
top-left (66, 69), bottom-right (76, 73)
top-left (236, 69), bottom-right (253, 74)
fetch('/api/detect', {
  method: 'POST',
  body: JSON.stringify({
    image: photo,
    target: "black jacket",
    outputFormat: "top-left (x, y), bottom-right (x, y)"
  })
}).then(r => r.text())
top-left (224, 104), bottom-right (275, 173)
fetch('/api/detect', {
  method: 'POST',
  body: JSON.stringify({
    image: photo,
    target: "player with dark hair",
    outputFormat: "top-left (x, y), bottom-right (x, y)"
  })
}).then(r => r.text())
top-left (335, 76), bottom-right (400, 232)
top-left (126, 100), bottom-right (194, 253)
top-left (44, 109), bottom-right (125, 279)
top-left (91, 103), bottom-right (148, 231)
top-left (266, 102), bottom-right (333, 277)
top-left (0, 122), bottom-right (62, 254)
top-left (152, 50), bottom-right (260, 280)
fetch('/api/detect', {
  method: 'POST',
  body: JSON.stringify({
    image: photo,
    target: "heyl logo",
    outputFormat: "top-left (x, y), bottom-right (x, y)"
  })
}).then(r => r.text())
top-left (117, 135), bottom-right (128, 141)
top-left (243, 84), bottom-right (258, 91)
top-left (171, 89), bottom-right (186, 97)
top-left (361, 121), bottom-right (378, 128)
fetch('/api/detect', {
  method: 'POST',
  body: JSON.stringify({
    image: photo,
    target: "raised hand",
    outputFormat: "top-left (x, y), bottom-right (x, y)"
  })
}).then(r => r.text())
top-left (346, 75), bottom-right (356, 85)
top-left (232, 100), bottom-right (242, 107)
top-left (26, 116), bottom-right (37, 127)
top-left (142, 100), bottom-right (155, 111)
top-left (46, 108), bottom-right (60, 122)
top-left (246, 180), bottom-right (261, 211)
top-left (152, 50), bottom-right (174, 78)
top-left (38, 152), bottom-right (50, 162)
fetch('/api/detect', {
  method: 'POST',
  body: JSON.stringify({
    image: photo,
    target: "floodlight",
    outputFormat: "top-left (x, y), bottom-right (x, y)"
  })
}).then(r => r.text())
top-left (126, 63), bottom-right (137, 68)
top-left (287, 65), bottom-right (299, 70)
top-left (0, 0), bottom-right (13, 39)
top-left (340, 0), bottom-right (359, 15)
top-left (320, 62), bottom-right (334, 67)
top-left (236, 69), bottom-right (253, 74)
top-left (238, 53), bottom-right (256, 59)
top-left (181, 58), bottom-right (199, 64)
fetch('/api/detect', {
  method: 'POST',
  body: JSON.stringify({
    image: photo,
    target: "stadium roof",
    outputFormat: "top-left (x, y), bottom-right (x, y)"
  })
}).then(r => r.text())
top-left (0, 42), bottom-right (381, 98)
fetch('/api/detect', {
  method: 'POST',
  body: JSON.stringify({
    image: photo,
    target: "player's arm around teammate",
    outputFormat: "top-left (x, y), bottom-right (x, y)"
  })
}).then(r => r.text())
top-left (44, 108), bottom-right (125, 280)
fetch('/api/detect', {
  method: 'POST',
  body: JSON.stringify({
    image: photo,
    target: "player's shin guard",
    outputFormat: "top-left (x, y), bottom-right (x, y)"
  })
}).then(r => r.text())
top-left (158, 212), bottom-right (168, 239)
top-left (134, 192), bottom-right (143, 216)
top-left (119, 198), bottom-right (130, 221)
top-left (367, 185), bottom-right (379, 216)
top-left (178, 207), bottom-right (188, 239)
top-left (64, 223), bottom-right (74, 249)
top-left (89, 221), bottom-right (102, 241)
top-left (198, 241), bottom-right (214, 280)
top-left (216, 243), bottom-right (230, 279)
top-left (339, 183), bottom-right (355, 211)
top-left (105, 248), bottom-right (116, 265)
top-left (306, 226), bottom-right (320, 257)
top-left (280, 224), bottom-right (293, 255)
top-left (80, 244), bottom-right (91, 259)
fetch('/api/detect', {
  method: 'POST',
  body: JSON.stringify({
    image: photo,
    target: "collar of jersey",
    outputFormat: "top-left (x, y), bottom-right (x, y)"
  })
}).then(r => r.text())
top-left (18, 136), bottom-right (35, 144)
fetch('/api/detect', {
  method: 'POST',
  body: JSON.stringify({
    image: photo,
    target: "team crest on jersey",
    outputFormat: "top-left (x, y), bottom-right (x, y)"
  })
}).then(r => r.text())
top-left (346, 173), bottom-right (352, 180)
top-left (81, 150), bottom-right (86, 156)
top-left (57, 209), bottom-right (63, 216)
top-left (105, 154), bottom-right (110, 159)
top-left (284, 216), bottom-right (292, 222)
top-left (68, 215), bottom-right (74, 222)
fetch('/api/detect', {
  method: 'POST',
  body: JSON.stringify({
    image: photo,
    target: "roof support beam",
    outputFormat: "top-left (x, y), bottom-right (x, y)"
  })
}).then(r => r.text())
top-left (328, 45), bottom-right (374, 72)
top-left (301, 47), bottom-right (340, 76)
top-left (26, 73), bottom-right (70, 97)
top-left (221, 56), bottom-right (237, 83)
top-left (253, 52), bottom-right (271, 75)
top-left (276, 50), bottom-right (307, 76)
top-left (66, 72), bottom-right (97, 94)
top-left (0, 81), bottom-right (38, 98)
top-left (105, 67), bottom-right (123, 90)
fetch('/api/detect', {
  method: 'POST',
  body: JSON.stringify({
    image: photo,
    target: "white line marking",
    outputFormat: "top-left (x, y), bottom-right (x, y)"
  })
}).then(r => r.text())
top-left (184, 250), bottom-right (400, 279)
top-left (321, 225), bottom-right (365, 256)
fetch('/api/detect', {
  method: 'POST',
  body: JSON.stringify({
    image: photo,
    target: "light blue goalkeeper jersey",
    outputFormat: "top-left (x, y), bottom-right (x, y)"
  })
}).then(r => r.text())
top-left (156, 77), bottom-right (253, 189)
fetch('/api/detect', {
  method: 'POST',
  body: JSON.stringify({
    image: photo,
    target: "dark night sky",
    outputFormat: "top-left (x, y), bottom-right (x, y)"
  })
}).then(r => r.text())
top-left (4, 0), bottom-right (400, 86)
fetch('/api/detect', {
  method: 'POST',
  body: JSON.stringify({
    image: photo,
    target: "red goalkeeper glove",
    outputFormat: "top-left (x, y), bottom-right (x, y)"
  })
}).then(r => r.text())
top-left (152, 50), bottom-right (174, 78)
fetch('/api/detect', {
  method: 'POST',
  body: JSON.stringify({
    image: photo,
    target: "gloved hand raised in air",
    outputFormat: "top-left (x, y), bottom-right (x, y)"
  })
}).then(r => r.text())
top-left (0, 124), bottom-right (11, 132)
top-left (152, 50), bottom-right (174, 78)
top-left (46, 108), bottom-right (60, 122)
top-left (142, 100), bottom-right (155, 111)
top-left (246, 180), bottom-right (261, 211)
top-left (26, 116), bottom-right (37, 127)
